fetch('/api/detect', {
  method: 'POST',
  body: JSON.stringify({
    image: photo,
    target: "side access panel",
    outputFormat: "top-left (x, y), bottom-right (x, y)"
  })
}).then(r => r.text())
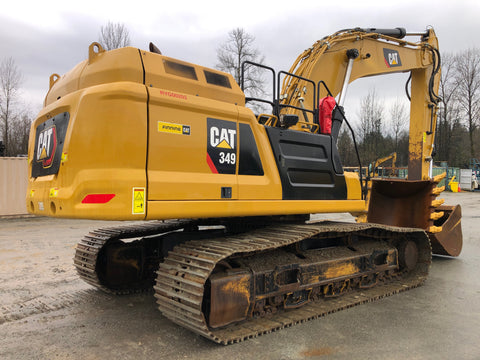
top-left (146, 91), bottom-right (239, 201)
top-left (265, 127), bottom-right (347, 200)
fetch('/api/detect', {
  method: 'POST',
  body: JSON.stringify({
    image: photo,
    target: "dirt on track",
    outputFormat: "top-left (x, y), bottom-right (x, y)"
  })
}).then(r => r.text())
top-left (1, 192), bottom-right (479, 360)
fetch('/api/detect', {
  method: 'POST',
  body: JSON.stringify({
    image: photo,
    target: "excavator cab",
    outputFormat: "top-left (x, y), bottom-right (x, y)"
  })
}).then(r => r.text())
top-left (240, 62), bottom-right (361, 201)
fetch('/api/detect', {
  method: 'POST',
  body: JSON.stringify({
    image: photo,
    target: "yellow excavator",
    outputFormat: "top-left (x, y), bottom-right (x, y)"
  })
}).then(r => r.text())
top-left (27, 27), bottom-right (462, 344)
top-left (369, 153), bottom-right (397, 178)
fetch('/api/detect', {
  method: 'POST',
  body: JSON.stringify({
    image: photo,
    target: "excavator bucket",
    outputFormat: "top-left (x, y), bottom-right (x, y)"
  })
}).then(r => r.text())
top-left (428, 205), bottom-right (463, 256)
top-left (368, 178), bottom-right (435, 229)
top-left (367, 178), bottom-right (463, 257)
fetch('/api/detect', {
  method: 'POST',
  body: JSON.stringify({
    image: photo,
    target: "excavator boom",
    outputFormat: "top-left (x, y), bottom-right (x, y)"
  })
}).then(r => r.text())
top-left (273, 27), bottom-right (461, 257)
top-left (281, 27), bottom-right (439, 179)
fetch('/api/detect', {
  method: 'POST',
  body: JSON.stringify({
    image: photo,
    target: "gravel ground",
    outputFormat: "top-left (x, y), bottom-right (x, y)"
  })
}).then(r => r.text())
top-left (0, 192), bottom-right (479, 360)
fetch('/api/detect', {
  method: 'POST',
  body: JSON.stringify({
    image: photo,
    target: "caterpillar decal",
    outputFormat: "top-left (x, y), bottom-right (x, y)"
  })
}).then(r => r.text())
top-left (36, 126), bottom-right (57, 168)
top-left (158, 121), bottom-right (191, 135)
top-left (206, 118), bottom-right (237, 174)
top-left (383, 48), bottom-right (402, 68)
top-left (31, 112), bottom-right (70, 177)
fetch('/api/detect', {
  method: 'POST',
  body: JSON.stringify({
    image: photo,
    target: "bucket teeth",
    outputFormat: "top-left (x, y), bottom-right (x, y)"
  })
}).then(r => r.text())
top-left (430, 211), bottom-right (444, 220)
top-left (431, 198), bottom-right (445, 208)
top-left (433, 172), bottom-right (446, 183)
top-left (429, 174), bottom-right (446, 223)
top-left (427, 173), bottom-right (463, 257)
top-left (428, 176), bottom-right (445, 234)
top-left (428, 225), bottom-right (442, 233)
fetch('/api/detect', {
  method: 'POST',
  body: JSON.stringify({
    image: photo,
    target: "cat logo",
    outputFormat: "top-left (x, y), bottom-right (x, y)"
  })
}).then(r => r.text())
top-left (36, 126), bottom-right (57, 168)
top-left (31, 112), bottom-right (70, 178)
top-left (206, 118), bottom-right (237, 174)
top-left (210, 126), bottom-right (236, 149)
top-left (383, 48), bottom-right (402, 68)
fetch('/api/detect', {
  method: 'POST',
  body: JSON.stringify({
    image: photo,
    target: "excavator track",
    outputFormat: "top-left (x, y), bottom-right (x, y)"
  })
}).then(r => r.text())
top-left (154, 221), bottom-right (431, 344)
top-left (73, 219), bottom-right (196, 294)
top-left (74, 219), bottom-right (430, 344)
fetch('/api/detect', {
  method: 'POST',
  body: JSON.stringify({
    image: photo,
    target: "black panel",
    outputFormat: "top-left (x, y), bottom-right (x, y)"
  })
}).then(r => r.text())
top-left (32, 112), bottom-right (70, 178)
top-left (331, 107), bottom-right (345, 174)
top-left (163, 60), bottom-right (197, 80)
top-left (204, 70), bottom-right (231, 88)
top-left (265, 126), bottom-right (347, 200)
top-left (239, 123), bottom-right (264, 176)
top-left (287, 169), bottom-right (332, 185)
top-left (279, 140), bottom-right (326, 160)
top-left (221, 187), bottom-right (232, 199)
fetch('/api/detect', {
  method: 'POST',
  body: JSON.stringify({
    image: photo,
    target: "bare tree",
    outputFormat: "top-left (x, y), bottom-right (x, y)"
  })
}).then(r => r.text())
top-left (216, 28), bottom-right (266, 99)
top-left (389, 98), bottom-right (408, 153)
top-left (356, 89), bottom-right (385, 164)
top-left (337, 127), bottom-right (356, 167)
top-left (357, 89), bottom-right (383, 138)
top-left (9, 112), bottom-right (32, 156)
top-left (99, 22), bottom-right (131, 50)
top-left (455, 48), bottom-right (480, 159)
top-left (435, 52), bottom-right (462, 164)
top-left (0, 57), bottom-right (22, 157)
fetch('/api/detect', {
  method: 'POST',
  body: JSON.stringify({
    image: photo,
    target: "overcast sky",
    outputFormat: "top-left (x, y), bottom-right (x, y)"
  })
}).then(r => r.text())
top-left (1, 0), bottom-right (479, 122)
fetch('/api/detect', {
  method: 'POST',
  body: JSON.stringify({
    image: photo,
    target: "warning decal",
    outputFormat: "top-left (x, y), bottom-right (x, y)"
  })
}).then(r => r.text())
top-left (49, 187), bottom-right (59, 198)
top-left (207, 118), bottom-right (237, 174)
top-left (132, 187), bottom-right (145, 214)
